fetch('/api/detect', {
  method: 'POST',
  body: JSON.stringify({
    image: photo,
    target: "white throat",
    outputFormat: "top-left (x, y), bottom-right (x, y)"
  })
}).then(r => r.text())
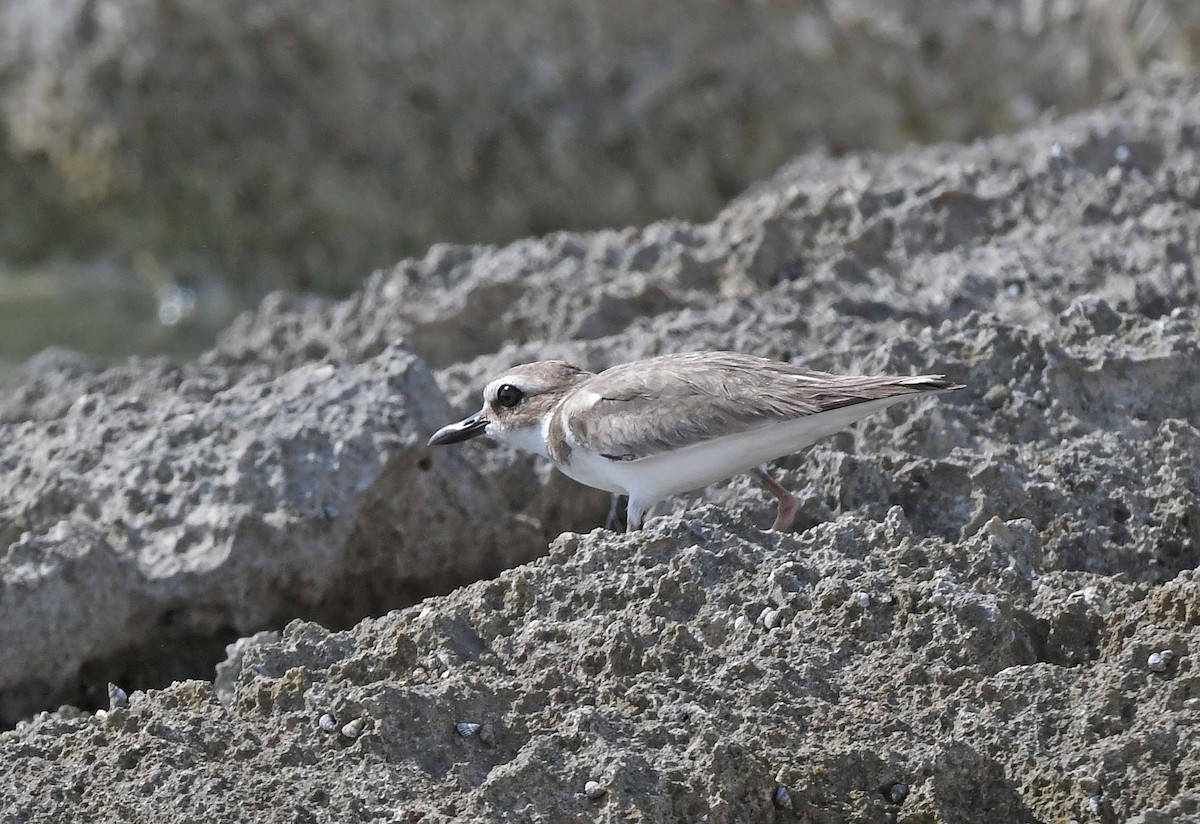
top-left (491, 413), bottom-right (553, 459)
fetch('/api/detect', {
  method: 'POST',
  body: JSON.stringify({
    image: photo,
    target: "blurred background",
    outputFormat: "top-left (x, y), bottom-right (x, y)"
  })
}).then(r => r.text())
top-left (0, 0), bottom-right (1197, 379)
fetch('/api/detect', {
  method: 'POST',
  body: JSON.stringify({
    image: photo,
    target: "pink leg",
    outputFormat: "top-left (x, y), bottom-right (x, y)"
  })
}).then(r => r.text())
top-left (754, 468), bottom-right (797, 532)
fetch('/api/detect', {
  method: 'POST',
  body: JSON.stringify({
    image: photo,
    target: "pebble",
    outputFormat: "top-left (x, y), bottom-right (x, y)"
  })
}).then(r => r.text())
top-left (983, 384), bottom-right (1011, 409)
top-left (1087, 794), bottom-right (1103, 815)
top-left (1147, 650), bottom-right (1175, 673)
top-left (853, 591), bottom-right (871, 608)
top-left (478, 724), bottom-right (495, 747)
top-left (1114, 144), bottom-right (1131, 165)
top-left (318, 713), bottom-right (338, 732)
top-left (884, 782), bottom-right (909, 805)
top-left (772, 785), bottom-right (793, 809)
top-left (757, 607), bottom-right (781, 629)
top-left (584, 780), bottom-right (606, 800)
top-left (1067, 587), bottom-right (1103, 610)
top-left (341, 718), bottom-right (365, 739)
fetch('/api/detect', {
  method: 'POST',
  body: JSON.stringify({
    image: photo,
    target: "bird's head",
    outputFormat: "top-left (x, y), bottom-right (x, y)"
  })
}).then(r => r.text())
top-left (427, 360), bottom-right (589, 457)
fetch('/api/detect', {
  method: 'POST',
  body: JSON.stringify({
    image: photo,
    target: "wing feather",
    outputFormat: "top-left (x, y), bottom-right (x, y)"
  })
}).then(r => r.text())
top-left (559, 351), bottom-right (959, 461)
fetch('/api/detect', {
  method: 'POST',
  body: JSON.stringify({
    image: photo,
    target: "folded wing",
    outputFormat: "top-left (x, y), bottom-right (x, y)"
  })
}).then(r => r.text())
top-left (559, 351), bottom-right (959, 461)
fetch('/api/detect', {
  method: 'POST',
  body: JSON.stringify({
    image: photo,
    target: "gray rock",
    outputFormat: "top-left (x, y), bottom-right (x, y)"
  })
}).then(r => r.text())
top-left (0, 342), bottom-right (541, 724)
top-left (213, 631), bottom-right (281, 710)
top-left (204, 69), bottom-right (1200, 387)
top-left (0, 504), bottom-right (1194, 821)
top-left (1, 1), bottom-right (1199, 290)
top-left (1, 63), bottom-right (1200, 823)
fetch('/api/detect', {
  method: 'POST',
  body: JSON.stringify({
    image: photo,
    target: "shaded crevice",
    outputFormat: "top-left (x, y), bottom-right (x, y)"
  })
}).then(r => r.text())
top-left (4, 623), bottom-right (243, 728)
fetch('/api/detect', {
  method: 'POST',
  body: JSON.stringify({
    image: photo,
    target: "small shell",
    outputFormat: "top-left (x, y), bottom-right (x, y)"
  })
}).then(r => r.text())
top-left (456, 721), bottom-right (482, 737)
top-left (108, 683), bottom-right (129, 711)
top-left (341, 718), bottom-right (365, 739)
top-left (772, 786), bottom-right (792, 809)
top-left (1087, 794), bottom-right (1103, 815)
top-left (318, 713), bottom-right (338, 732)
top-left (885, 783), bottom-right (909, 805)
top-left (733, 615), bottom-right (749, 632)
top-left (1113, 145), bottom-right (1131, 165)
top-left (758, 607), bottom-right (780, 629)
top-left (584, 781), bottom-right (606, 800)
top-left (1147, 650), bottom-right (1175, 673)
top-left (853, 592), bottom-right (871, 608)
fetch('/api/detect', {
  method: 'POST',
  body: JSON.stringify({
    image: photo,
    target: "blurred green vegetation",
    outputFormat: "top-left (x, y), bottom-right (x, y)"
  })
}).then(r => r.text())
top-left (0, 264), bottom-right (240, 381)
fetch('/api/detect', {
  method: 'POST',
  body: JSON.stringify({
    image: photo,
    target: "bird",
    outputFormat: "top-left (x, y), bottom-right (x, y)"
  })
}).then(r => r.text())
top-left (428, 351), bottom-right (963, 532)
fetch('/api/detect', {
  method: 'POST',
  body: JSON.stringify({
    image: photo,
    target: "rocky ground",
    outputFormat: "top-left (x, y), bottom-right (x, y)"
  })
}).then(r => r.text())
top-left (1, 68), bottom-right (1199, 821)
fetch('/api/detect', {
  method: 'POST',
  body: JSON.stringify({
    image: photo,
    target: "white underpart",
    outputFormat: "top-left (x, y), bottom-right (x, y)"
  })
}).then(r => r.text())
top-left (487, 393), bottom-right (935, 527)
top-left (561, 394), bottom-right (929, 510)
top-left (488, 411), bottom-right (552, 459)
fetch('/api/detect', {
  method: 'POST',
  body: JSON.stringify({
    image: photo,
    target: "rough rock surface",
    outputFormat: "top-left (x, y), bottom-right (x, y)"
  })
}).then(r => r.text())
top-left (210, 68), bottom-right (1200, 386)
top-left (0, 343), bottom-right (544, 725)
top-left (1, 68), bottom-right (1199, 820)
top-left (1, 0), bottom-right (1198, 288)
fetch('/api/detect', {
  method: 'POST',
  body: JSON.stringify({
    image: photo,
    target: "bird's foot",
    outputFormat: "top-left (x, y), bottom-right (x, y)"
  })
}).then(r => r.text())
top-left (754, 467), bottom-right (797, 532)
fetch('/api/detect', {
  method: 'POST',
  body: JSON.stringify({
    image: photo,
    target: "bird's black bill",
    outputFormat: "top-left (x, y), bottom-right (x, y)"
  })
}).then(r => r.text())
top-left (427, 414), bottom-right (488, 446)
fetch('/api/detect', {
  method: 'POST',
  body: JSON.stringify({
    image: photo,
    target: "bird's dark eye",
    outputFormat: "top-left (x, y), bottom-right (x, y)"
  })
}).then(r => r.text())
top-left (496, 384), bottom-right (524, 408)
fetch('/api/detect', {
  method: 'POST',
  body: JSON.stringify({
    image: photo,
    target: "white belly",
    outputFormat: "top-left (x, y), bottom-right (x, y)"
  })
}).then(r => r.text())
top-left (557, 395), bottom-right (914, 502)
top-left (556, 448), bottom-right (631, 494)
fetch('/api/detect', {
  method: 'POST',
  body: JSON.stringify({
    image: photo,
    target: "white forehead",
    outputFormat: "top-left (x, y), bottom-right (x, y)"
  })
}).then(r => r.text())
top-left (482, 376), bottom-right (508, 403)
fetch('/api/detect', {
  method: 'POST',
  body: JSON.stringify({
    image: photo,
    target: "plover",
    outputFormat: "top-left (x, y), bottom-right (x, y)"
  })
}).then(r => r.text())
top-left (428, 351), bottom-right (962, 532)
